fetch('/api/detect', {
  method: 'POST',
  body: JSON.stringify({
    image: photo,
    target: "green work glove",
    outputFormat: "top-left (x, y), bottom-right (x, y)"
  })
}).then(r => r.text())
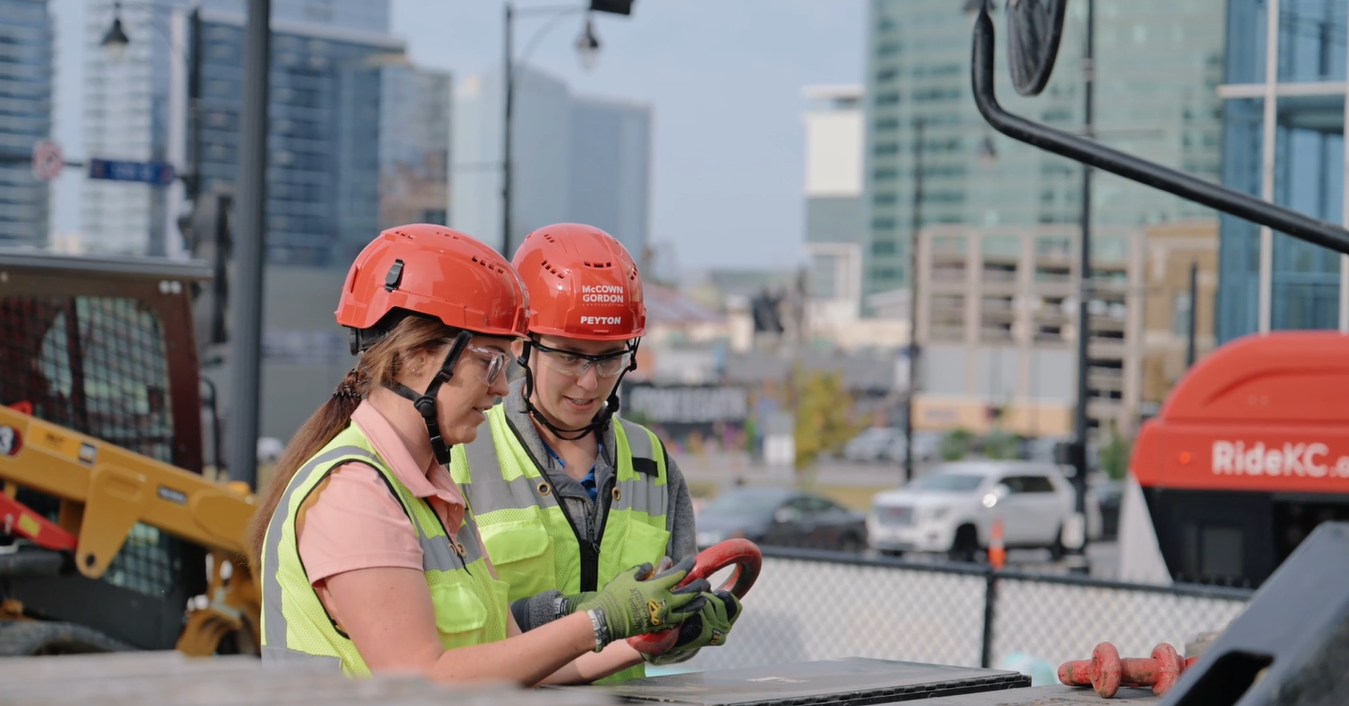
top-left (577, 555), bottom-right (710, 646)
top-left (642, 589), bottom-right (742, 665)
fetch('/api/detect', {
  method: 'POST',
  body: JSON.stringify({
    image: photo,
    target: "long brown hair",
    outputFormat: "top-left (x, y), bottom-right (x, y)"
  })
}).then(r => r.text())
top-left (244, 314), bottom-right (458, 567)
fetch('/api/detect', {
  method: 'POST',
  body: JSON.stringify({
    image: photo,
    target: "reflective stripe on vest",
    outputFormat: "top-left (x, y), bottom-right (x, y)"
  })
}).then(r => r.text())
top-left (261, 425), bottom-right (509, 676)
top-left (451, 407), bottom-right (671, 683)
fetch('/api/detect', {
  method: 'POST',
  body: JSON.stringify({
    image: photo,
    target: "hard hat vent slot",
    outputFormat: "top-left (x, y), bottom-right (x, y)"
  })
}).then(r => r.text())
top-left (471, 255), bottom-right (506, 275)
top-left (541, 259), bottom-right (564, 278)
top-left (582, 261), bottom-right (613, 269)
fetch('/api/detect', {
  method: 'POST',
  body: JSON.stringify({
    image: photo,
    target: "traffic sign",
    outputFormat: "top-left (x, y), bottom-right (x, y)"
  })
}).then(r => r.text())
top-left (87, 158), bottom-right (176, 186)
top-left (31, 141), bottom-right (63, 181)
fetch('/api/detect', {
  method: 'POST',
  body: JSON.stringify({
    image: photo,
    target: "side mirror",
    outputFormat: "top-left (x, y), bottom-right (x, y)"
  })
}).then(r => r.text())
top-left (982, 483), bottom-right (1011, 509)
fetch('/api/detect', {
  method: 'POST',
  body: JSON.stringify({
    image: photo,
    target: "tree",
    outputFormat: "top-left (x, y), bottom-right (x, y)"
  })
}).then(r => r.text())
top-left (941, 429), bottom-right (973, 461)
top-left (1101, 423), bottom-right (1132, 480)
top-left (791, 368), bottom-right (860, 470)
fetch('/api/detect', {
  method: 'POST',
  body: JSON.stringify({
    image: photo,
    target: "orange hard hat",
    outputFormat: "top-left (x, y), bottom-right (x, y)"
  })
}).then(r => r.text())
top-left (512, 223), bottom-right (645, 341)
top-left (336, 224), bottom-right (529, 345)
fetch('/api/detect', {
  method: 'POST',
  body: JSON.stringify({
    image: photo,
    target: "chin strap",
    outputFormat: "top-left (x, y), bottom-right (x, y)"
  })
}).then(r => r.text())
top-left (387, 331), bottom-right (473, 466)
top-left (516, 338), bottom-right (641, 442)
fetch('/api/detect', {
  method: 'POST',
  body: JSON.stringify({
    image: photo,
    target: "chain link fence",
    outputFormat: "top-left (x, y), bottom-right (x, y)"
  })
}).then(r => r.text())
top-left (680, 548), bottom-right (1251, 675)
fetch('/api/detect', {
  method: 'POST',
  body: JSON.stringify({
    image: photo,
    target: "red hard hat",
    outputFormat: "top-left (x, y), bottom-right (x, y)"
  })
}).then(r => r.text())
top-left (512, 223), bottom-right (645, 341)
top-left (336, 224), bottom-right (529, 339)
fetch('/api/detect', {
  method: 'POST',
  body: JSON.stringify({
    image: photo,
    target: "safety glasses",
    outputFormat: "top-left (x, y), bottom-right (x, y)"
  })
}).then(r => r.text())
top-left (461, 344), bottom-right (511, 385)
top-left (531, 341), bottom-right (632, 379)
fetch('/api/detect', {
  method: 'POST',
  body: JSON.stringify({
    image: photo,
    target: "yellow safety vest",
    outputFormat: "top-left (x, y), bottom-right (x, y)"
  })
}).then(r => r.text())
top-left (260, 424), bottom-right (509, 676)
top-left (451, 405), bottom-right (670, 682)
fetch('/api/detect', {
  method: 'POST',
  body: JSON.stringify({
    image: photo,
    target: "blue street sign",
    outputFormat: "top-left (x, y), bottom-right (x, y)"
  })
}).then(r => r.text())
top-left (87, 158), bottom-right (176, 186)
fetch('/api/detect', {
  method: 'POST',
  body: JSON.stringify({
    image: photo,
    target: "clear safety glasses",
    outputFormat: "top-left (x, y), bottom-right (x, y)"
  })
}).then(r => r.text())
top-left (461, 344), bottom-right (511, 385)
top-left (532, 341), bottom-right (632, 379)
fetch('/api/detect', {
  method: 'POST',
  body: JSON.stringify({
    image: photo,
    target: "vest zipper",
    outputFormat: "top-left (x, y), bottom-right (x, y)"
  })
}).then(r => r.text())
top-left (584, 475), bottom-right (617, 592)
top-left (503, 412), bottom-right (605, 592)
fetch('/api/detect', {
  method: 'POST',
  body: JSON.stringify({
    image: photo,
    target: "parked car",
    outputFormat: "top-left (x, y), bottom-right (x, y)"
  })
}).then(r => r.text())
top-left (843, 427), bottom-right (902, 462)
top-left (867, 461), bottom-right (1103, 562)
top-left (695, 486), bottom-right (868, 553)
top-left (882, 430), bottom-right (943, 464)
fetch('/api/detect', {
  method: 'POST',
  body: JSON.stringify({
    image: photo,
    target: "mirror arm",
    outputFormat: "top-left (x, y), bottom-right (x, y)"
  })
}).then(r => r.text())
top-left (970, 6), bottom-right (1349, 256)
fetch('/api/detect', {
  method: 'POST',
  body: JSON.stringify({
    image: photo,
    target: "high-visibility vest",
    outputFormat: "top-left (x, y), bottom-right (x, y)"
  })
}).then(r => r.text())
top-left (452, 405), bottom-right (670, 682)
top-left (261, 424), bottom-right (510, 676)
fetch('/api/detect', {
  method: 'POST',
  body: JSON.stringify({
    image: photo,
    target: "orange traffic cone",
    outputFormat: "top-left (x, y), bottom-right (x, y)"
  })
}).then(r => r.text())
top-left (988, 517), bottom-right (1006, 570)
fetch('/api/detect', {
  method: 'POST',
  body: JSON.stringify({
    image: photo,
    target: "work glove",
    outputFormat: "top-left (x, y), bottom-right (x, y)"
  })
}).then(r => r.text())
top-left (642, 589), bottom-right (742, 665)
top-left (576, 555), bottom-right (710, 647)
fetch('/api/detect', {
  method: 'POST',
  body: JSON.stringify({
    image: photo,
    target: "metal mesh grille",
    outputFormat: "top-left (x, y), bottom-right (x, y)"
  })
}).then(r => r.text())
top-left (991, 576), bottom-right (1249, 668)
top-left (679, 550), bottom-right (1250, 675)
top-left (681, 556), bottom-right (988, 671)
top-left (1, 295), bottom-right (182, 598)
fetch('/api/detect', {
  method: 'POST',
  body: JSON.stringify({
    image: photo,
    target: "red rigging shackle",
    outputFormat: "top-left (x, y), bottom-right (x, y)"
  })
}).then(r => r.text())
top-left (627, 538), bottom-right (763, 656)
top-left (1059, 642), bottom-right (1191, 698)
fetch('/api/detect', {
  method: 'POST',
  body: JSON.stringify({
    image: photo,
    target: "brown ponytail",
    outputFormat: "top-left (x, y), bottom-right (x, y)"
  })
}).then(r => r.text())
top-left (244, 315), bottom-right (460, 567)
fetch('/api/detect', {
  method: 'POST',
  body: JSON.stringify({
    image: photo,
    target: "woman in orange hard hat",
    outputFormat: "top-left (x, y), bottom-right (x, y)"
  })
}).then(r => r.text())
top-left (247, 224), bottom-right (708, 683)
top-left (450, 223), bottom-right (740, 681)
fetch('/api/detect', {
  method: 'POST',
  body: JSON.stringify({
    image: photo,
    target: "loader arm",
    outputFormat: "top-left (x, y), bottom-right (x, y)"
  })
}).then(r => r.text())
top-left (0, 405), bottom-right (262, 655)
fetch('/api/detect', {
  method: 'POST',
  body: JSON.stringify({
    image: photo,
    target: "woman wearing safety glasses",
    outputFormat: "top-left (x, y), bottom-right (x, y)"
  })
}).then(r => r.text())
top-left (450, 223), bottom-right (741, 682)
top-left (245, 225), bottom-right (710, 684)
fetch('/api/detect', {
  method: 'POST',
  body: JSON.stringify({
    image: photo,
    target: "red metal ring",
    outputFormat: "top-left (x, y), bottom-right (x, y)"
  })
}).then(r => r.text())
top-left (627, 538), bottom-right (762, 655)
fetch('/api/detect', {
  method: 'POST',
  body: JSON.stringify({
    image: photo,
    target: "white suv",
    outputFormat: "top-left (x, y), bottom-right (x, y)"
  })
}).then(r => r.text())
top-left (867, 461), bottom-right (1101, 561)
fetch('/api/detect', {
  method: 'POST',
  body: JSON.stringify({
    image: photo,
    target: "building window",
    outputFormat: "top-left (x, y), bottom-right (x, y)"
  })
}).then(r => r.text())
top-left (872, 239), bottom-right (897, 255)
top-left (873, 168), bottom-right (898, 181)
top-left (876, 92), bottom-right (900, 106)
top-left (874, 142), bottom-right (900, 155)
top-left (875, 117), bottom-right (899, 131)
top-left (1173, 291), bottom-right (1193, 337)
top-left (874, 193), bottom-right (897, 205)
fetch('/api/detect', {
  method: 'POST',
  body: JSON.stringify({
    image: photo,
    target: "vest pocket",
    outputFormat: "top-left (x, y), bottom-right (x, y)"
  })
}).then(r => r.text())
top-left (478, 519), bottom-right (557, 602)
top-left (429, 581), bottom-right (489, 648)
top-left (611, 519), bottom-right (672, 578)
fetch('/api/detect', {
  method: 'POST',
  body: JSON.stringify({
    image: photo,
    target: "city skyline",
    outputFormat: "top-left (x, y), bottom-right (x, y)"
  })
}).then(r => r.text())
top-left (45, 0), bottom-right (869, 270)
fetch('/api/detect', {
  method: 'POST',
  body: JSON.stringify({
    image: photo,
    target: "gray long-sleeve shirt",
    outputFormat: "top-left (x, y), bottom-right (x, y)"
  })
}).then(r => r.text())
top-left (500, 377), bottom-right (697, 631)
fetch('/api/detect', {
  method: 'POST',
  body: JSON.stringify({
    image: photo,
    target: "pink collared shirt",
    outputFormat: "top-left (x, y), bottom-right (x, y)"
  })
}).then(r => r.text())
top-left (297, 401), bottom-right (472, 625)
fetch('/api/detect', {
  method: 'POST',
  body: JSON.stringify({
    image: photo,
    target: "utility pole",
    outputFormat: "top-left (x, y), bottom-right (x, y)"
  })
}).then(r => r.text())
top-left (903, 116), bottom-right (925, 484)
top-left (225, 0), bottom-right (270, 489)
top-left (1186, 261), bottom-right (1198, 368)
top-left (1068, 0), bottom-right (1095, 573)
top-left (502, 3), bottom-right (515, 258)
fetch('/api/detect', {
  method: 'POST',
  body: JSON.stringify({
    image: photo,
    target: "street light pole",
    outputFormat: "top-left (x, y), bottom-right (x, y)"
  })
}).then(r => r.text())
top-left (1069, 0), bottom-right (1095, 573)
top-left (500, 1), bottom-right (633, 258)
top-left (224, 0), bottom-right (270, 489)
top-left (903, 116), bottom-right (925, 485)
top-left (502, 2), bottom-right (515, 258)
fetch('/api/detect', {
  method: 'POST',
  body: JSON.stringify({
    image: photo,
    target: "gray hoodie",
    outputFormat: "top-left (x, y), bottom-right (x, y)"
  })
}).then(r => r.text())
top-left (498, 377), bottom-right (697, 631)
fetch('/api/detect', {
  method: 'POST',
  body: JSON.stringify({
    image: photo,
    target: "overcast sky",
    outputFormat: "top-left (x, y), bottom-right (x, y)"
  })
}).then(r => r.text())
top-left (48, 0), bottom-right (868, 270)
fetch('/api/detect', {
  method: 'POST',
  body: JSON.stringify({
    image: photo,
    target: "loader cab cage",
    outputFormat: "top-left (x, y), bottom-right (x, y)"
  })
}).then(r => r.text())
top-left (0, 250), bottom-right (211, 648)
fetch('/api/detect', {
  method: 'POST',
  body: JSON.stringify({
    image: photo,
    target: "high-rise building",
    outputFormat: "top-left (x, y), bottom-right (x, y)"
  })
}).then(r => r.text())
top-left (569, 95), bottom-right (651, 261)
top-left (0, 0), bottom-right (54, 248)
top-left (1216, 0), bottom-right (1347, 341)
top-left (193, 8), bottom-right (409, 266)
top-left (81, 0), bottom-right (395, 258)
top-left (862, 0), bottom-right (1225, 302)
top-left (378, 64), bottom-right (451, 231)
top-left (802, 85), bottom-right (865, 323)
top-left (451, 66), bottom-right (652, 259)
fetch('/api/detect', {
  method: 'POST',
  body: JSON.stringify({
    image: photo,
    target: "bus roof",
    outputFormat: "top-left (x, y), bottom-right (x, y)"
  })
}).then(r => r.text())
top-left (1133, 332), bottom-right (1349, 493)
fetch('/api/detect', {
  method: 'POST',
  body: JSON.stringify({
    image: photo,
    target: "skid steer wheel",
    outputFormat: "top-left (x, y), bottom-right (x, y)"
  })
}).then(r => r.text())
top-left (0, 620), bottom-right (137, 656)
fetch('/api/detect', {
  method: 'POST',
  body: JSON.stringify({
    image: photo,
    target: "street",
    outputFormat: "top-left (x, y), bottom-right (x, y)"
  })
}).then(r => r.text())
top-left (679, 451), bottom-right (1123, 579)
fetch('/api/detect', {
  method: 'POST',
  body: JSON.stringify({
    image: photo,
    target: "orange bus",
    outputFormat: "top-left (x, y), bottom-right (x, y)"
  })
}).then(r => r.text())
top-left (1121, 331), bottom-right (1349, 588)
